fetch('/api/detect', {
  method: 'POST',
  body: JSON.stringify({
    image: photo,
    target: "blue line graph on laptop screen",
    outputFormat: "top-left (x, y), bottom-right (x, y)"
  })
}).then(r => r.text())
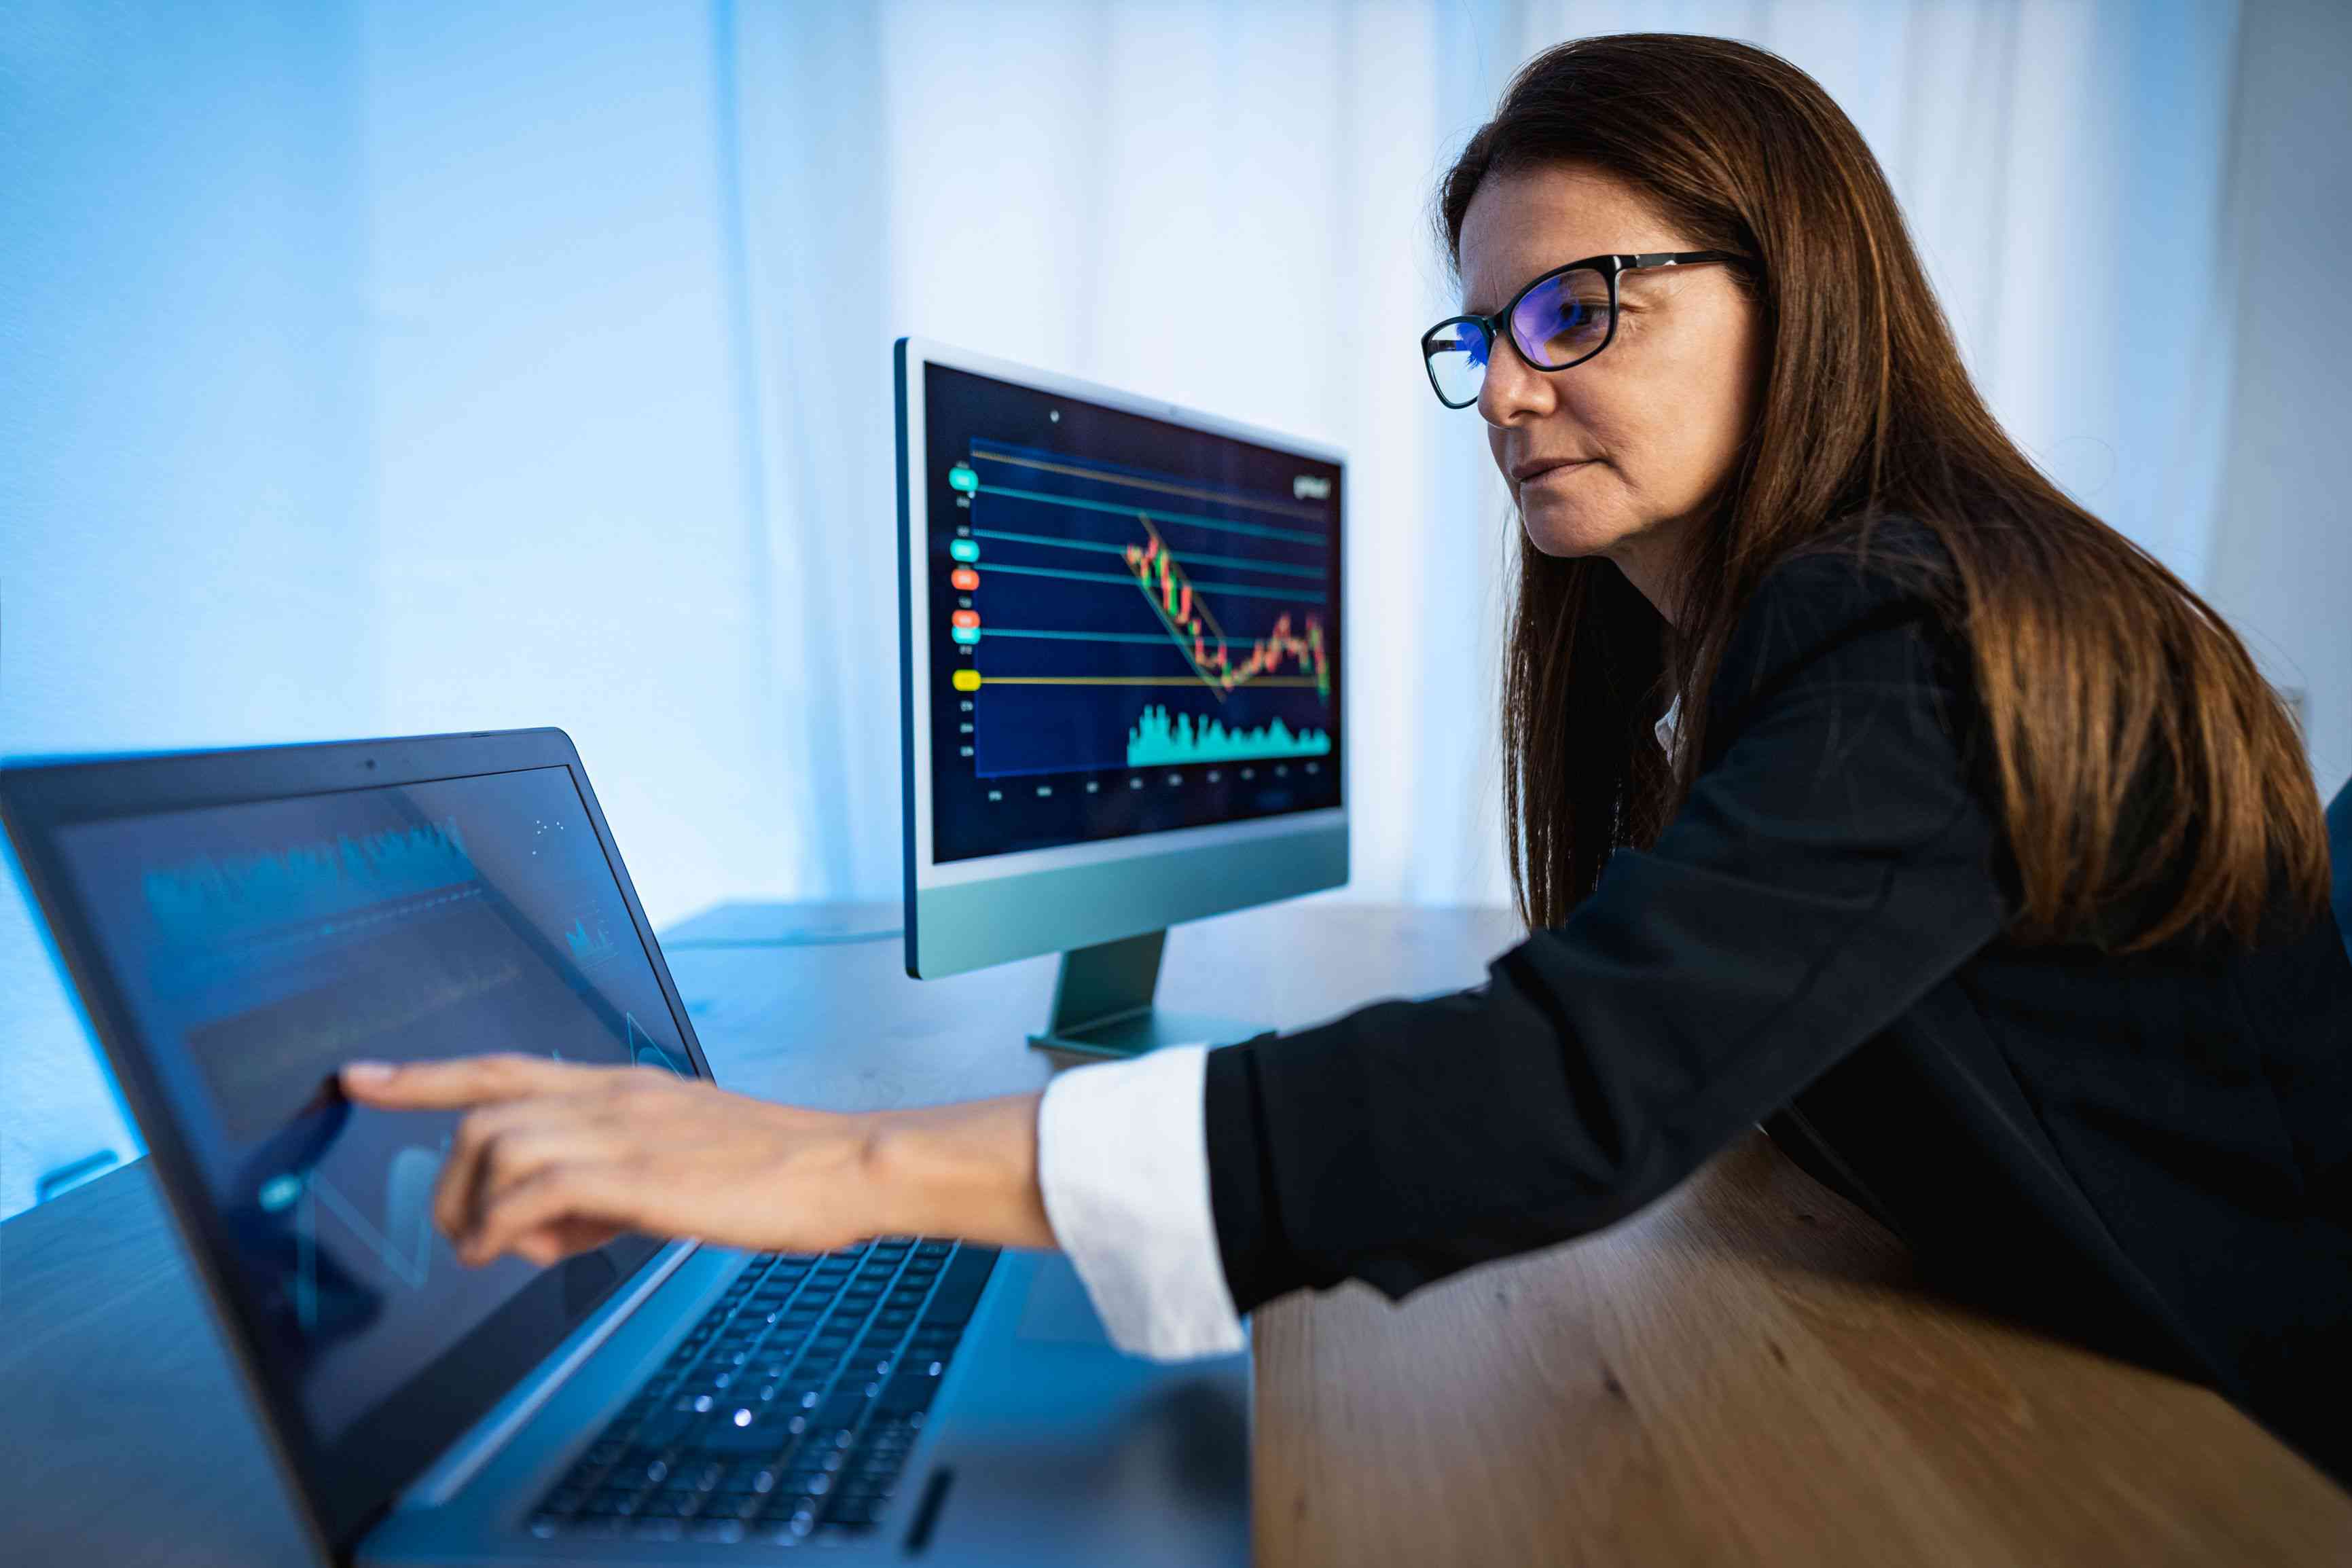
top-left (52, 765), bottom-right (691, 1446)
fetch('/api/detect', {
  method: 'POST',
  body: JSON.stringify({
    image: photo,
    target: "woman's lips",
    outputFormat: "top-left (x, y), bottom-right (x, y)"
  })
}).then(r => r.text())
top-left (1517, 459), bottom-right (1594, 488)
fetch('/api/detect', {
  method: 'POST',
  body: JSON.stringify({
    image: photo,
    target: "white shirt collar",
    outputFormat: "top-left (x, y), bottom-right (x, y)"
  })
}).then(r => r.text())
top-left (1654, 693), bottom-right (1685, 764)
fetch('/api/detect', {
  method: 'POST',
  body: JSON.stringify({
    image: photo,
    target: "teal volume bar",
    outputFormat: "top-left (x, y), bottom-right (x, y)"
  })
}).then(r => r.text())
top-left (1124, 704), bottom-right (1331, 767)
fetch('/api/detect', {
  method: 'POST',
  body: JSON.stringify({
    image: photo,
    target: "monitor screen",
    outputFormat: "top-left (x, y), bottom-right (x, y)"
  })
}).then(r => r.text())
top-left (48, 765), bottom-right (691, 1450)
top-left (918, 361), bottom-right (1343, 863)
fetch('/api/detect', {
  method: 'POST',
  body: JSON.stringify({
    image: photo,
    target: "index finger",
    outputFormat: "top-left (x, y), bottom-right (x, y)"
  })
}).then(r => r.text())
top-left (338, 1052), bottom-right (591, 1110)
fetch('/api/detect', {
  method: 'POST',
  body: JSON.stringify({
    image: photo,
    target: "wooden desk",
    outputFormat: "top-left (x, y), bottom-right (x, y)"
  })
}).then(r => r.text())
top-left (3, 900), bottom-right (2346, 1565)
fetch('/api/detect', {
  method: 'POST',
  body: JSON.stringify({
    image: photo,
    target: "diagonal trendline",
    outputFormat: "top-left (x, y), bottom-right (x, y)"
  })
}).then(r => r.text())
top-left (311, 1165), bottom-right (435, 1290)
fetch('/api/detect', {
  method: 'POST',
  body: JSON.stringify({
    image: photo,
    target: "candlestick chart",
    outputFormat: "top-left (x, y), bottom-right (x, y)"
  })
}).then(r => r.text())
top-left (943, 439), bottom-right (1337, 777)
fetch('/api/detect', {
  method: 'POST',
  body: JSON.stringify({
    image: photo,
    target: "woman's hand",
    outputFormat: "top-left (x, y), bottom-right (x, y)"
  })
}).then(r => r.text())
top-left (336, 1054), bottom-right (1055, 1269)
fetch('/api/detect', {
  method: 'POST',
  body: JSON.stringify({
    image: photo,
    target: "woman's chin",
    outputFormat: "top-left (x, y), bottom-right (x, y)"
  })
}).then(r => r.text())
top-left (1517, 494), bottom-right (1630, 560)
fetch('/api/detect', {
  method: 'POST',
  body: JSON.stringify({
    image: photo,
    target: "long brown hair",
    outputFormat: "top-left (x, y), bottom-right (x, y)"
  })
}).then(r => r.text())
top-left (1443, 33), bottom-right (2327, 950)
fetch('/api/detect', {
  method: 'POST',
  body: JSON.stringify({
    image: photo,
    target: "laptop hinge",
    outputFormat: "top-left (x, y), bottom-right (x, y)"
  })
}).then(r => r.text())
top-left (394, 1239), bottom-right (700, 1512)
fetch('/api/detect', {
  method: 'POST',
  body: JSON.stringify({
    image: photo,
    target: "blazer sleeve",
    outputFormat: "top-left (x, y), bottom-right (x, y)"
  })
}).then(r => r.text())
top-left (1204, 546), bottom-right (2016, 1313)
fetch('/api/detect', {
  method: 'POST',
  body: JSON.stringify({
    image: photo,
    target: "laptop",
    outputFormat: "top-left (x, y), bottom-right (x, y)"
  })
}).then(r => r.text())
top-left (0, 727), bottom-right (1250, 1565)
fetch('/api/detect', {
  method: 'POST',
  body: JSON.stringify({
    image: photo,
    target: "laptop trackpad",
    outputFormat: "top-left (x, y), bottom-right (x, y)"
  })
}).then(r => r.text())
top-left (1011, 1253), bottom-right (1115, 1347)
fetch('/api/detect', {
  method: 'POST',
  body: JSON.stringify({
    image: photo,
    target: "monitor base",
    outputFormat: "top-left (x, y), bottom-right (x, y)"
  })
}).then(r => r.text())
top-left (1025, 928), bottom-right (1261, 1061)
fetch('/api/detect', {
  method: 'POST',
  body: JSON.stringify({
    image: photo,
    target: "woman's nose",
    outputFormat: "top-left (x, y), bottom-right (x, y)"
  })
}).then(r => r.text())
top-left (1477, 333), bottom-right (1557, 427)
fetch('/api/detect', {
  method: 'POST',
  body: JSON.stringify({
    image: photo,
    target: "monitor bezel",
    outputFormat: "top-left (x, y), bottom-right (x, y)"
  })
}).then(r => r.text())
top-left (895, 337), bottom-right (1349, 911)
top-left (0, 727), bottom-right (710, 1561)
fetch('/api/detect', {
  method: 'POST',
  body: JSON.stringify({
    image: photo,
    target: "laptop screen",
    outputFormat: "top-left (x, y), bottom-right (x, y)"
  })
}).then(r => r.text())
top-left (48, 763), bottom-right (689, 1457)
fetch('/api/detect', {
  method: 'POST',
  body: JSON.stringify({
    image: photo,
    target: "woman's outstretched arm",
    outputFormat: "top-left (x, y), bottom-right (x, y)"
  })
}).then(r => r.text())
top-left (336, 1054), bottom-right (1056, 1266)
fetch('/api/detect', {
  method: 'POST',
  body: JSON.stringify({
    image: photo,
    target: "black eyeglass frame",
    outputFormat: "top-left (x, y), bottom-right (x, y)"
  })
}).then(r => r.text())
top-left (1420, 249), bottom-right (1758, 409)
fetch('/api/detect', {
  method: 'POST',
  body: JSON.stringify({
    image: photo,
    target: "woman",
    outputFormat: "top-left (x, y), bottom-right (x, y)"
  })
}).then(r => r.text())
top-left (342, 35), bottom-right (2351, 1478)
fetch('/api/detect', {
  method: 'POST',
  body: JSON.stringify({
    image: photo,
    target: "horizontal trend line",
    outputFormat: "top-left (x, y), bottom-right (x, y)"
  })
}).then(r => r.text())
top-left (979, 560), bottom-right (1328, 604)
top-left (970, 445), bottom-right (1328, 522)
top-left (971, 528), bottom-right (1327, 581)
top-left (977, 625), bottom-right (1323, 646)
top-left (974, 482), bottom-right (1327, 546)
top-left (975, 676), bottom-right (1324, 687)
top-left (974, 627), bottom-right (1204, 646)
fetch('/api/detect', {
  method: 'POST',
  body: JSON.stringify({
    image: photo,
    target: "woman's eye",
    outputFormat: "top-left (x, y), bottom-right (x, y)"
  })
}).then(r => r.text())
top-left (1538, 307), bottom-right (1606, 346)
top-left (1565, 310), bottom-right (1606, 338)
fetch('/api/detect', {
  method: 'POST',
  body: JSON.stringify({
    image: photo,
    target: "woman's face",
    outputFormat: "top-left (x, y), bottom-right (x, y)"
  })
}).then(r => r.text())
top-left (1455, 162), bottom-right (1762, 616)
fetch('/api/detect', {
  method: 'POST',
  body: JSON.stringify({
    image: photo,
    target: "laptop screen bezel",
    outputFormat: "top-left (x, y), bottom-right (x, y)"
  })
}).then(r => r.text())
top-left (0, 727), bottom-right (710, 1559)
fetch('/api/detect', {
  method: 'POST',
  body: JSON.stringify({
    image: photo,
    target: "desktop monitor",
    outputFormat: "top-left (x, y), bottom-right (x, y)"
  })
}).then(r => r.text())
top-left (895, 338), bottom-right (1347, 1056)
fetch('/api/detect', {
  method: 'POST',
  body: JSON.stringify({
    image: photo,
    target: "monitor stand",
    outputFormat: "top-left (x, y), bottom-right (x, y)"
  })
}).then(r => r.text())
top-left (1026, 928), bottom-right (1259, 1060)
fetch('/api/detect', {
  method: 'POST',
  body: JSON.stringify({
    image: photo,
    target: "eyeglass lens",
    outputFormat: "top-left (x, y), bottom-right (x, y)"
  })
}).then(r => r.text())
top-left (1426, 266), bottom-right (1614, 406)
top-left (1510, 267), bottom-right (1612, 369)
top-left (1424, 321), bottom-right (1489, 407)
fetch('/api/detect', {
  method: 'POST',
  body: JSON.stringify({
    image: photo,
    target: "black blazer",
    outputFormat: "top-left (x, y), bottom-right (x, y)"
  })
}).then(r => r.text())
top-left (1204, 517), bottom-right (2352, 1480)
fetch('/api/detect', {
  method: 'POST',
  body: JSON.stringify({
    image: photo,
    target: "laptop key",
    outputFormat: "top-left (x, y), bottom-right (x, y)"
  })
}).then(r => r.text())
top-left (810, 1389), bottom-right (868, 1429)
top-left (633, 1411), bottom-right (697, 1451)
top-left (863, 1415), bottom-right (918, 1447)
top-left (697, 1419), bottom-right (799, 1458)
top-left (874, 1385), bottom-right (939, 1420)
top-left (917, 1245), bottom-right (999, 1328)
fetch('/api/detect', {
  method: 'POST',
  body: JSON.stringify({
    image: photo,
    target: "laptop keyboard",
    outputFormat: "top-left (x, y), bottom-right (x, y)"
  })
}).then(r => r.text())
top-left (525, 1237), bottom-right (998, 1546)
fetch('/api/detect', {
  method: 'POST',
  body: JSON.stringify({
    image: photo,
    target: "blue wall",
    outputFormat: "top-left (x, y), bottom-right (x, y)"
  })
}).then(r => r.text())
top-left (3, 3), bottom-right (374, 1212)
top-left (0, 1), bottom-right (792, 1216)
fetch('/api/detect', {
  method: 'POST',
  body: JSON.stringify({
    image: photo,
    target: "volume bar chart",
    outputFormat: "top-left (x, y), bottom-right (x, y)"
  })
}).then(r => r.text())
top-left (945, 437), bottom-right (1335, 779)
top-left (1126, 706), bottom-right (1331, 767)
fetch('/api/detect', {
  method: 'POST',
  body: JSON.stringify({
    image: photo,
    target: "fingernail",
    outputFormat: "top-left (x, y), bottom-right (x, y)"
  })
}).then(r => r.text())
top-left (342, 1060), bottom-right (394, 1085)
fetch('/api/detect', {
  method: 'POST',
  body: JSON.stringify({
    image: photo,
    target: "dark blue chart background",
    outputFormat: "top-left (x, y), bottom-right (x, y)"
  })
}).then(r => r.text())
top-left (918, 362), bottom-right (1343, 863)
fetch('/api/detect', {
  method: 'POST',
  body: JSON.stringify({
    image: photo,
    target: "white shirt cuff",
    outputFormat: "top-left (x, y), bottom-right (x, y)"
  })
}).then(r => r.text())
top-left (1034, 1041), bottom-right (1248, 1361)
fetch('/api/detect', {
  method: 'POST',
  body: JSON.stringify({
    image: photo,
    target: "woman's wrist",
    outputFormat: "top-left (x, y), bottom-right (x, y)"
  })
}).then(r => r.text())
top-left (855, 1091), bottom-right (1059, 1251)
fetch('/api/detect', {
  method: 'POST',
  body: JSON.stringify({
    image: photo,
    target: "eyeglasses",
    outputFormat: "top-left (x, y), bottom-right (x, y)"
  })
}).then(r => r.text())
top-left (1420, 250), bottom-right (1756, 409)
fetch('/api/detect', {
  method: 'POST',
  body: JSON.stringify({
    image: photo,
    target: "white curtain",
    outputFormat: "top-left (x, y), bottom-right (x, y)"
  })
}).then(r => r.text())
top-left (0, 0), bottom-right (2245, 1216)
top-left (719, 0), bottom-right (2245, 911)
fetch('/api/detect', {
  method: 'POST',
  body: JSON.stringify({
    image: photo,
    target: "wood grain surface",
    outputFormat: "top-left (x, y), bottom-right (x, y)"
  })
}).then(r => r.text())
top-left (1253, 1124), bottom-right (2352, 1566)
top-left (4, 899), bottom-right (2345, 1565)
